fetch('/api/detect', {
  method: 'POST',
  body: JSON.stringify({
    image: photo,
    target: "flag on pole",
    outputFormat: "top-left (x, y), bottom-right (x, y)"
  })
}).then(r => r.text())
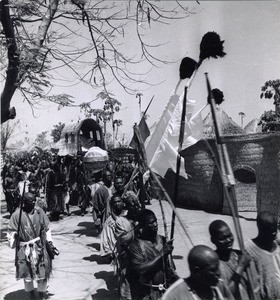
top-left (129, 117), bottom-right (150, 149)
top-left (145, 94), bottom-right (180, 164)
top-left (148, 94), bottom-right (206, 179)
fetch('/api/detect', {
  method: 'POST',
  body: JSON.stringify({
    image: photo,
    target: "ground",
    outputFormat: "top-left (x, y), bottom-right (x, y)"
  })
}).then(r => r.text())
top-left (0, 197), bottom-right (258, 300)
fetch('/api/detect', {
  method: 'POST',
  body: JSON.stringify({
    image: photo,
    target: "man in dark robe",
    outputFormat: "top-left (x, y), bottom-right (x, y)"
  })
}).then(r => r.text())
top-left (127, 209), bottom-right (175, 300)
top-left (8, 192), bottom-right (54, 300)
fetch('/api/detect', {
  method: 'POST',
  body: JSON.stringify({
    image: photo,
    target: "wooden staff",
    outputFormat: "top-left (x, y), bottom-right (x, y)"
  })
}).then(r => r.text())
top-left (205, 73), bottom-right (260, 300)
top-left (170, 86), bottom-right (188, 240)
top-left (142, 95), bottom-right (154, 118)
top-left (149, 168), bottom-right (194, 246)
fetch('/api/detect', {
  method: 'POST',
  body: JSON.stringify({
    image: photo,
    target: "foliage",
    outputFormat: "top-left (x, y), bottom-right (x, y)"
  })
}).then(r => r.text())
top-left (34, 131), bottom-right (50, 149)
top-left (259, 79), bottom-right (280, 132)
top-left (258, 110), bottom-right (280, 132)
top-left (80, 91), bottom-right (122, 135)
top-left (51, 122), bottom-right (65, 142)
top-left (260, 79), bottom-right (280, 115)
top-left (1, 119), bottom-right (20, 151)
top-left (1, 0), bottom-right (196, 122)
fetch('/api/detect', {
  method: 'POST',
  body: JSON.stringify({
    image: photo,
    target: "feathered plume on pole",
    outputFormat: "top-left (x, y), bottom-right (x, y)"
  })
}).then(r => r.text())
top-left (170, 31), bottom-right (226, 242)
top-left (174, 57), bottom-right (197, 94)
top-left (208, 88), bottom-right (224, 105)
top-left (174, 31), bottom-right (226, 94)
top-left (199, 31), bottom-right (226, 61)
top-left (205, 73), bottom-right (261, 300)
top-left (146, 32), bottom-right (226, 166)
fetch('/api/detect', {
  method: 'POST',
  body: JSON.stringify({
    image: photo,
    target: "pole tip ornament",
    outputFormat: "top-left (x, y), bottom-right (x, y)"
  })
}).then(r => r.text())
top-left (179, 57), bottom-right (197, 80)
top-left (199, 31), bottom-right (226, 61)
top-left (208, 88), bottom-right (224, 105)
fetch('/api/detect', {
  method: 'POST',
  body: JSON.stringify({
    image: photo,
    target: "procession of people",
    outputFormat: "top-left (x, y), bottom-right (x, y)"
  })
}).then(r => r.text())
top-left (1, 147), bottom-right (280, 300)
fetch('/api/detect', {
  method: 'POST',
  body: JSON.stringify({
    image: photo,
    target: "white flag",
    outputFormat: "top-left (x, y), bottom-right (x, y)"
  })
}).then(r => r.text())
top-left (148, 94), bottom-right (206, 179)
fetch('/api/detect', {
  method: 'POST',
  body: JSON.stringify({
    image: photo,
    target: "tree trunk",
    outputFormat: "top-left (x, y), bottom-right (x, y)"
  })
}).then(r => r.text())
top-left (1, 0), bottom-right (59, 123)
top-left (0, 0), bottom-right (19, 123)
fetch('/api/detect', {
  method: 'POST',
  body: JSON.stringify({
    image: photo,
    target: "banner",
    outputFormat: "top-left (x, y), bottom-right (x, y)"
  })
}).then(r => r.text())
top-left (148, 94), bottom-right (206, 179)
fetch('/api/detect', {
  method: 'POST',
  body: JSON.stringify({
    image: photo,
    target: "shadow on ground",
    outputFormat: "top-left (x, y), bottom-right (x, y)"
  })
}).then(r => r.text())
top-left (83, 254), bottom-right (112, 265)
top-left (73, 222), bottom-right (99, 237)
top-left (3, 289), bottom-right (54, 300)
top-left (91, 289), bottom-right (119, 300)
top-left (94, 271), bottom-right (118, 290)
top-left (87, 243), bottom-right (100, 251)
top-left (92, 271), bottom-right (118, 300)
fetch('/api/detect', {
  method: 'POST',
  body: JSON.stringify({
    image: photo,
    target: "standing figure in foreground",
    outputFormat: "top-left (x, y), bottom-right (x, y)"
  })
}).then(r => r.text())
top-left (8, 192), bottom-right (54, 300)
top-left (92, 170), bottom-right (114, 232)
top-left (209, 220), bottom-right (254, 300)
top-left (100, 194), bottom-right (126, 258)
top-left (246, 211), bottom-right (280, 300)
top-left (163, 245), bottom-right (234, 300)
top-left (127, 209), bottom-right (175, 300)
top-left (115, 193), bottom-right (141, 300)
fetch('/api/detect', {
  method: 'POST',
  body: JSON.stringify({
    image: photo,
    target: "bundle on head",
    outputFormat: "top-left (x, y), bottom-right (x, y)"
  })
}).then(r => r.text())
top-left (208, 88), bottom-right (224, 105)
top-left (199, 32), bottom-right (226, 61)
top-left (179, 57), bottom-right (197, 80)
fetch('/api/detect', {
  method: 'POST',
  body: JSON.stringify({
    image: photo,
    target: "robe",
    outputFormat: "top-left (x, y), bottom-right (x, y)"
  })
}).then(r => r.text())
top-left (8, 207), bottom-right (52, 281)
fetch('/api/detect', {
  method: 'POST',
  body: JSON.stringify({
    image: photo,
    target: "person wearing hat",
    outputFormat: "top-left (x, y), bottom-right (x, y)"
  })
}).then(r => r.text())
top-left (8, 192), bottom-right (55, 300)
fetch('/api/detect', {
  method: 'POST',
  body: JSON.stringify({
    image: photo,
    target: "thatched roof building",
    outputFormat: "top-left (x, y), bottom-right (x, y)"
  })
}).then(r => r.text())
top-left (203, 108), bottom-right (246, 138)
top-left (244, 118), bottom-right (262, 134)
top-left (163, 110), bottom-right (280, 217)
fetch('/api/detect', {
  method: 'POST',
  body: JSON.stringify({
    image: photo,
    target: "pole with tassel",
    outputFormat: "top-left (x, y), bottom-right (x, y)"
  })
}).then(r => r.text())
top-left (205, 73), bottom-right (260, 300)
top-left (170, 31), bottom-right (226, 241)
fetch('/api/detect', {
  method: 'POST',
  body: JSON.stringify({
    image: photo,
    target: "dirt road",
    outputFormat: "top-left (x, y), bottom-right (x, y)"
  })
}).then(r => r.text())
top-left (0, 199), bottom-right (257, 300)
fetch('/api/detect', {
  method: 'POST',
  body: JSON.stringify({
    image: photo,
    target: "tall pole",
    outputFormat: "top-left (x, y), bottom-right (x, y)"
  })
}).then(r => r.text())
top-left (170, 86), bottom-right (188, 240)
top-left (205, 73), bottom-right (260, 300)
top-left (136, 93), bottom-right (143, 120)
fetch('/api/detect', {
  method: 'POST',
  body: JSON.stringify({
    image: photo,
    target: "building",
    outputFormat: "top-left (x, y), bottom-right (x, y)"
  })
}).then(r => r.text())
top-left (163, 109), bottom-right (280, 216)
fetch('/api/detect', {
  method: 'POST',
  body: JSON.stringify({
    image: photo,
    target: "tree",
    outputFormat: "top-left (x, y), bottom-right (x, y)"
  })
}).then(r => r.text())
top-left (258, 110), bottom-right (280, 132)
top-left (259, 79), bottom-right (280, 132)
top-left (260, 79), bottom-right (280, 115)
top-left (51, 122), bottom-right (65, 142)
top-left (1, 119), bottom-right (20, 151)
top-left (1, 0), bottom-right (196, 123)
top-left (34, 131), bottom-right (49, 149)
top-left (81, 91), bottom-right (122, 147)
top-left (113, 119), bottom-right (123, 139)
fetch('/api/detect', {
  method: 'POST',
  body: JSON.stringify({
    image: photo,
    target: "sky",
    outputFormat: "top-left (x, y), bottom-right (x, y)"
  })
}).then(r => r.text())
top-left (6, 1), bottom-right (280, 146)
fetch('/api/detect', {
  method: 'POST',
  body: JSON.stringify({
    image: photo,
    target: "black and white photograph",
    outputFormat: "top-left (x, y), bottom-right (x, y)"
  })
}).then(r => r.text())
top-left (1, 1), bottom-right (280, 299)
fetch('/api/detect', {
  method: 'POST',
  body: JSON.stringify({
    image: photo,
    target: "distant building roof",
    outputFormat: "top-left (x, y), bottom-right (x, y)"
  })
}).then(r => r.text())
top-left (244, 118), bottom-right (262, 134)
top-left (203, 108), bottom-right (246, 138)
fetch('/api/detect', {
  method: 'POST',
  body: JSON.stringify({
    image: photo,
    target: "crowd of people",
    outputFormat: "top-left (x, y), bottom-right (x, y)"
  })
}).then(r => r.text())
top-left (2, 150), bottom-right (280, 300)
